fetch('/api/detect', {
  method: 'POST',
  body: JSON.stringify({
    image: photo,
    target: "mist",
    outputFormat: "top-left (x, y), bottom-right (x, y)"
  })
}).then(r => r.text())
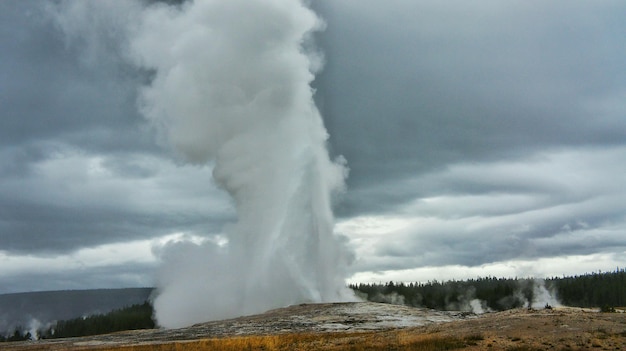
top-left (49, 0), bottom-right (354, 328)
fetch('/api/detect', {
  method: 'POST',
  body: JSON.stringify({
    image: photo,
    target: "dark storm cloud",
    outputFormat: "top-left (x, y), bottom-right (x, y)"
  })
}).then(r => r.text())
top-left (0, 197), bottom-right (227, 254)
top-left (0, 145), bottom-right (235, 254)
top-left (0, 2), bottom-right (153, 153)
top-left (312, 0), bottom-right (626, 216)
top-left (0, 2), bottom-right (234, 261)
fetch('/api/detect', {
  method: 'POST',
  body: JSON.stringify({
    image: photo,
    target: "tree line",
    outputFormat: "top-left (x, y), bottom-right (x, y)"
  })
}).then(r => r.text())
top-left (350, 268), bottom-right (626, 311)
top-left (1, 302), bottom-right (155, 342)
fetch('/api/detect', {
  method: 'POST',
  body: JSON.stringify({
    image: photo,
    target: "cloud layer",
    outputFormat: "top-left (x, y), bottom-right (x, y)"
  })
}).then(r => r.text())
top-left (1, 0), bottom-right (625, 296)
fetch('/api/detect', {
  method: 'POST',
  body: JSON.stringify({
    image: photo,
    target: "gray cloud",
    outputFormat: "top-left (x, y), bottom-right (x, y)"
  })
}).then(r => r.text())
top-left (313, 0), bottom-right (626, 216)
top-left (0, 2), bottom-right (154, 154)
top-left (1, 0), bottom-right (625, 294)
top-left (0, 148), bottom-right (234, 254)
top-left (0, 263), bottom-right (157, 294)
top-left (0, 2), bottom-right (221, 260)
top-left (351, 147), bottom-right (626, 271)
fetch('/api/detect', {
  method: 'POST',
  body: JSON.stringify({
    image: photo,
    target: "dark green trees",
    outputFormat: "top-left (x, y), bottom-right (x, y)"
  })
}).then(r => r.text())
top-left (350, 268), bottom-right (626, 311)
top-left (40, 302), bottom-right (155, 339)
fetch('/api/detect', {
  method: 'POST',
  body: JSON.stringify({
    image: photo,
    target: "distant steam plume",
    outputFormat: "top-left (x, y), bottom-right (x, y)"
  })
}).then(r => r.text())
top-left (127, 0), bottom-right (354, 327)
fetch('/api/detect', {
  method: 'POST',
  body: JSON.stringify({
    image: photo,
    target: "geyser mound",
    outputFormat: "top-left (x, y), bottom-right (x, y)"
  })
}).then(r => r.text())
top-left (127, 0), bottom-right (354, 327)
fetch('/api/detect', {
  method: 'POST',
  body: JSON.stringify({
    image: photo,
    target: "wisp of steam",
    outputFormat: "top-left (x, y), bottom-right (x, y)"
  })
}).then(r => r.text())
top-left (44, 0), bottom-right (354, 328)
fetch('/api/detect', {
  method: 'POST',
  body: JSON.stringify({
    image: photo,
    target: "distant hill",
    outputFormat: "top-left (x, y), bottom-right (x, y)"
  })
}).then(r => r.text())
top-left (0, 288), bottom-right (154, 336)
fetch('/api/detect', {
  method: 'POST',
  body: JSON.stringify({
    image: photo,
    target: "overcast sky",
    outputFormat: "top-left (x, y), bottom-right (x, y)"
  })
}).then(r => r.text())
top-left (1, 0), bottom-right (626, 294)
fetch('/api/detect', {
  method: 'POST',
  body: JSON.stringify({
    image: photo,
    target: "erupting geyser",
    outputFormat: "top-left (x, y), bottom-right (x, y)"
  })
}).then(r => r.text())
top-left (48, 0), bottom-right (354, 328)
top-left (128, 0), bottom-right (354, 327)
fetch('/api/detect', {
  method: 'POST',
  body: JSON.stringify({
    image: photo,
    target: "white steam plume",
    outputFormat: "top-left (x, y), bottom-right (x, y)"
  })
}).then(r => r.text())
top-left (128, 0), bottom-right (354, 327)
top-left (529, 279), bottom-right (560, 309)
top-left (48, 0), bottom-right (355, 328)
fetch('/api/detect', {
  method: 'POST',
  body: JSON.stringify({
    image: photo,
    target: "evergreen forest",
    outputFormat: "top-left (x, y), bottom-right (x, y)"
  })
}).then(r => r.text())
top-left (351, 268), bottom-right (626, 311)
top-left (0, 302), bottom-right (154, 342)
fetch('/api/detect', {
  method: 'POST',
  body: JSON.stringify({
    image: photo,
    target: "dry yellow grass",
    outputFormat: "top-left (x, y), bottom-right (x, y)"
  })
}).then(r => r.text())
top-left (0, 331), bottom-right (473, 351)
top-left (85, 331), bottom-right (478, 351)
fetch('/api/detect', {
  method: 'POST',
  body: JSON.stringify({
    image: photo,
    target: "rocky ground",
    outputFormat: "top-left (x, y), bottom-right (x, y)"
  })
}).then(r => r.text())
top-left (3, 302), bottom-right (626, 350)
top-left (422, 306), bottom-right (626, 350)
